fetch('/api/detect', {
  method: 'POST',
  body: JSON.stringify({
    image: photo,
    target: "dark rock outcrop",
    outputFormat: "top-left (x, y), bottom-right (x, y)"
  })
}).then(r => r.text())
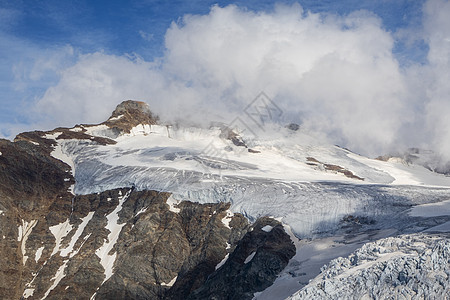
top-left (187, 217), bottom-right (296, 300)
top-left (286, 123), bottom-right (300, 131)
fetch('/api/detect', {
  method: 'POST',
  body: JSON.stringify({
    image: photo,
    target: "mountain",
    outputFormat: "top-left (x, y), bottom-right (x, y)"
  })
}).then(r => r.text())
top-left (1, 100), bottom-right (450, 299)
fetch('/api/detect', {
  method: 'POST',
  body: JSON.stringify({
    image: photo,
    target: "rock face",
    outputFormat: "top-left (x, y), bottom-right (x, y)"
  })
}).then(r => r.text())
top-left (0, 100), bottom-right (295, 299)
top-left (287, 233), bottom-right (450, 300)
top-left (187, 217), bottom-right (296, 300)
top-left (0, 138), bottom-right (73, 300)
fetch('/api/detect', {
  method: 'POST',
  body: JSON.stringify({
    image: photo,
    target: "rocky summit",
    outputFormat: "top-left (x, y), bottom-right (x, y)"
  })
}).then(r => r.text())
top-left (1, 100), bottom-right (450, 299)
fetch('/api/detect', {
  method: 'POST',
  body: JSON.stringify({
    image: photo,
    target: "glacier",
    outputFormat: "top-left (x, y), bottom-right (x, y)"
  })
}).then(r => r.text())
top-left (43, 121), bottom-right (450, 299)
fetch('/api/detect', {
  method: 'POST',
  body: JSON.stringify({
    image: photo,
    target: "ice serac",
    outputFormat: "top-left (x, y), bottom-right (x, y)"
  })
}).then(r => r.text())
top-left (286, 233), bottom-right (450, 300)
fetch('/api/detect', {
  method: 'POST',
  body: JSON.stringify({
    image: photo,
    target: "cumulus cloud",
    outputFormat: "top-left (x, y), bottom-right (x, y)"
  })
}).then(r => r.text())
top-left (8, 1), bottom-right (450, 160)
top-left (421, 0), bottom-right (450, 159)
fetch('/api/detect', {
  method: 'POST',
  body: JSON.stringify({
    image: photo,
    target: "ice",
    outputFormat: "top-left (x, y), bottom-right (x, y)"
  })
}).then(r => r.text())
top-left (255, 227), bottom-right (397, 300)
top-left (424, 221), bottom-right (450, 232)
top-left (244, 251), bottom-right (256, 264)
top-left (95, 190), bottom-right (131, 284)
top-left (286, 234), bottom-right (450, 300)
top-left (409, 199), bottom-right (450, 217)
top-left (129, 124), bottom-right (152, 136)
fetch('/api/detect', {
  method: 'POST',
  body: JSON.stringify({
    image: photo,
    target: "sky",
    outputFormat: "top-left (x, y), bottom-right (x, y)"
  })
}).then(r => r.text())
top-left (0, 0), bottom-right (449, 159)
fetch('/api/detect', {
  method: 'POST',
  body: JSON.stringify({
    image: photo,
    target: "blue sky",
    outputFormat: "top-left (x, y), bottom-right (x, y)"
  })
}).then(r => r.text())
top-left (0, 0), bottom-right (449, 158)
top-left (1, 1), bottom-right (426, 59)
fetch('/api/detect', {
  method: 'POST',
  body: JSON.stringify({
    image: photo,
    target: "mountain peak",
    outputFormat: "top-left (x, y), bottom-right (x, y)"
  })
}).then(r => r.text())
top-left (104, 100), bottom-right (159, 133)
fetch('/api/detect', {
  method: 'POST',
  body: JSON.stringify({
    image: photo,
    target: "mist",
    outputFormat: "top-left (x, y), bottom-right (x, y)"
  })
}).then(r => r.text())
top-left (13, 1), bottom-right (450, 160)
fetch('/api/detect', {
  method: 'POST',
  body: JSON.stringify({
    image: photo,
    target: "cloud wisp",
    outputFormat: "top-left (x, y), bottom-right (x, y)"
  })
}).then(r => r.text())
top-left (5, 1), bottom-right (450, 161)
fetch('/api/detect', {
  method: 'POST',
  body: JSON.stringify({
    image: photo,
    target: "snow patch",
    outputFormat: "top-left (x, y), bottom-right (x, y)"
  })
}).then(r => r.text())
top-left (60, 212), bottom-right (94, 258)
top-left (244, 251), bottom-right (256, 264)
top-left (261, 225), bottom-right (273, 232)
top-left (161, 276), bottom-right (177, 287)
top-left (83, 124), bottom-right (111, 137)
top-left (215, 253), bottom-right (229, 270)
top-left (44, 132), bottom-right (62, 140)
top-left (35, 246), bottom-right (44, 263)
top-left (51, 142), bottom-right (75, 177)
top-left (18, 219), bottom-right (38, 265)
top-left (41, 259), bottom-right (69, 299)
top-left (49, 219), bottom-right (72, 256)
top-left (95, 190), bottom-right (131, 284)
top-left (221, 210), bottom-right (234, 229)
top-left (166, 195), bottom-right (180, 213)
top-left (135, 207), bottom-right (147, 217)
top-left (108, 115), bottom-right (123, 121)
top-left (23, 288), bottom-right (34, 298)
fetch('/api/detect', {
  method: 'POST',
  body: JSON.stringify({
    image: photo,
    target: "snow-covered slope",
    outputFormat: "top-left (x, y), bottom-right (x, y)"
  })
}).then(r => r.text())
top-left (38, 104), bottom-right (450, 299)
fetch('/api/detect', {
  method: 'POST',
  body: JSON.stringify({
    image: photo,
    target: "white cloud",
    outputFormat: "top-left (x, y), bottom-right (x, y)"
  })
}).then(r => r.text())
top-left (33, 53), bottom-right (163, 128)
top-left (421, 0), bottom-right (450, 159)
top-left (6, 2), bottom-right (450, 161)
